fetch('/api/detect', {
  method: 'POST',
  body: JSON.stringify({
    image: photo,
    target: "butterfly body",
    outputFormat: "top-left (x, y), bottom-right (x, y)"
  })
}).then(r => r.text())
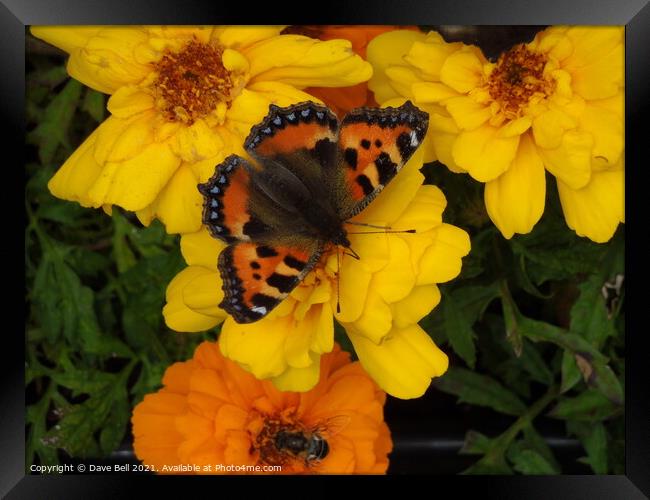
top-left (198, 100), bottom-right (428, 323)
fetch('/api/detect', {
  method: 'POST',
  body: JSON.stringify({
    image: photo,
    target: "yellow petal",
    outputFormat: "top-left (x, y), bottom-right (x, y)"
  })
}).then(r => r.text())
top-left (107, 85), bottom-right (154, 118)
top-left (428, 110), bottom-right (465, 172)
top-left (412, 81), bottom-right (460, 103)
top-left (87, 141), bottom-right (181, 211)
top-left (417, 224), bottom-right (471, 285)
top-left (349, 290), bottom-right (394, 344)
top-left (392, 185), bottom-right (447, 233)
top-left (335, 256), bottom-right (373, 323)
top-left (219, 316), bottom-right (290, 379)
top-left (246, 36), bottom-right (372, 88)
top-left (94, 112), bottom-right (156, 164)
top-left (47, 127), bottom-right (103, 207)
top-left (271, 353), bottom-right (322, 393)
top-left (497, 116), bottom-right (532, 138)
top-left (445, 96), bottom-right (491, 130)
top-left (366, 29), bottom-right (427, 104)
top-left (163, 267), bottom-right (226, 332)
top-left (30, 26), bottom-right (102, 54)
top-left (563, 27), bottom-right (623, 100)
top-left (440, 49), bottom-right (484, 93)
top-left (65, 27), bottom-right (152, 94)
top-left (383, 66), bottom-right (421, 100)
top-left (557, 160), bottom-right (624, 243)
top-left (182, 269), bottom-right (225, 317)
top-left (171, 119), bottom-right (225, 163)
top-left (284, 305), bottom-right (332, 369)
top-left (373, 237), bottom-right (415, 304)
top-left (578, 99), bottom-right (623, 165)
top-left (213, 26), bottom-right (284, 50)
top-left (180, 227), bottom-right (226, 269)
top-left (532, 107), bottom-right (577, 149)
top-left (452, 124), bottom-right (520, 182)
top-left (221, 48), bottom-right (250, 73)
top-left (391, 285), bottom-right (441, 328)
top-left (348, 323), bottom-right (449, 399)
top-left (538, 130), bottom-right (593, 189)
top-left (404, 35), bottom-right (462, 80)
top-left (484, 134), bottom-right (546, 239)
top-left (145, 164), bottom-right (204, 234)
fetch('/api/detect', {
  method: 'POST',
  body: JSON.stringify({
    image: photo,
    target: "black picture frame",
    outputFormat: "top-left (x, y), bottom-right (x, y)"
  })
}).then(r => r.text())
top-left (6, 0), bottom-right (649, 497)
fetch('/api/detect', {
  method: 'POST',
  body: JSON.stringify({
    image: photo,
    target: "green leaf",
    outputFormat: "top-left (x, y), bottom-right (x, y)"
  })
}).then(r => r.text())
top-left (112, 211), bottom-right (137, 273)
top-left (99, 397), bottom-right (129, 455)
top-left (29, 65), bottom-right (69, 88)
top-left (548, 389), bottom-right (621, 421)
top-left (460, 430), bottom-right (494, 455)
top-left (567, 421), bottom-right (608, 474)
top-left (516, 340), bottom-right (554, 386)
top-left (433, 367), bottom-right (527, 416)
top-left (43, 364), bottom-right (133, 458)
top-left (28, 78), bottom-right (82, 163)
top-left (442, 293), bottom-right (476, 368)
top-left (36, 200), bottom-right (89, 226)
top-left (507, 445), bottom-right (559, 475)
top-left (522, 425), bottom-right (561, 473)
top-left (570, 274), bottom-right (617, 349)
top-left (516, 315), bottom-right (623, 404)
top-left (510, 213), bottom-right (604, 284)
top-left (51, 368), bottom-right (115, 395)
top-left (82, 89), bottom-right (105, 122)
top-left (560, 350), bottom-right (582, 393)
top-left (452, 283), bottom-right (500, 325)
top-left (462, 454), bottom-right (513, 475)
top-left (32, 244), bottom-right (93, 343)
top-left (499, 281), bottom-right (523, 356)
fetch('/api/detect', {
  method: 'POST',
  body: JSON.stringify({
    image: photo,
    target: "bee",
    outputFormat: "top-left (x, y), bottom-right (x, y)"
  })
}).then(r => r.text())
top-left (273, 415), bottom-right (351, 466)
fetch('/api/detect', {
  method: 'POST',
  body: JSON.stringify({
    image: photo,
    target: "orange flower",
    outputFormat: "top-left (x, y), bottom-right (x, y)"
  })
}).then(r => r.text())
top-left (283, 26), bottom-right (419, 116)
top-left (132, 342), bottom-right (392, 474)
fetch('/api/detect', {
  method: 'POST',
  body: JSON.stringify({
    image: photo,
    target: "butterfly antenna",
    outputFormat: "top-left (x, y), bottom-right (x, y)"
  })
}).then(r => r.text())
top-left (347, 229), bottom-right (416, 234)
top-left (345, 221), bottom-right (393, 230)
top-left (344, 247), bottom-right (360, 260)
top-left (336, 248), bottom-right (341, 314)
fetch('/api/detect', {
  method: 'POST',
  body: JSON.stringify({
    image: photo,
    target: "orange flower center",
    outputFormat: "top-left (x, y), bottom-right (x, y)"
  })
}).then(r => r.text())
top-left (153, 39), bottom-right (236, 124)
top-left (487, 44), bottom-right (555, 119)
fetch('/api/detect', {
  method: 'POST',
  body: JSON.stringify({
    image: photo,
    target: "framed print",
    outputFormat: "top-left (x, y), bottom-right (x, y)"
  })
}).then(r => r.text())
top-left (4, 0), bottom-right (649, 497)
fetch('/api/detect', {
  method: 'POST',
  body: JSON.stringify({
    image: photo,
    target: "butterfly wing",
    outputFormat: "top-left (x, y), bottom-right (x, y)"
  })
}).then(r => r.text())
top-left (219, 240), bottom-right (323, 323)
top-left (198, 155), bottom-right (264, 243)
top-left (244, 102), bottom-right (342, 208)
top-left (336, 101), bottom-right (429, 219)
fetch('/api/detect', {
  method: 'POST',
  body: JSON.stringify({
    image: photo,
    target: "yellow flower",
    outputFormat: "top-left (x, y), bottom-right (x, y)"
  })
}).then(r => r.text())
top-left (163, 148), bottom-right (470, 399)
top-left (367, 27), bottom-right (624, 242)
top-left (132, 342), bottom-right (392, 474)
top-left (31, 26), bottom-right (373, 233)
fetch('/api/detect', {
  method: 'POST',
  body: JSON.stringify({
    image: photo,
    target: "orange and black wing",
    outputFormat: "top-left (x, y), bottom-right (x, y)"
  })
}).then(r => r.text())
top-left (337, 101), bottom-right (429, 219)
top-left (198, 155), bottom-right (263, 244)
top-left (218, 241), bottom-right (323, 323)
top-left (243, 102), bottom-right (341, 203)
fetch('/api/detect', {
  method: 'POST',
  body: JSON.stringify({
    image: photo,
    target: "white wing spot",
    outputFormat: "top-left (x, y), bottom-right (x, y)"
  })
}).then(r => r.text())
top-left (251, 306), bottom-right (267, 315)
top-left (409, 130), bottom-right (419, 147)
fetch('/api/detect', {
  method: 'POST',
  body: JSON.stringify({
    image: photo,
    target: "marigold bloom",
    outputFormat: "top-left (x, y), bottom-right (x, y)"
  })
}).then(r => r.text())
top-left (285, 25), bottom-right (418, 117)
top-left (132, 342), bottom-right (391, 474)
top-left (30, 26), bottom-right (372, 233)
top-left (163, 150), bottom-right (470, 399)
top-left (367, 27), bottom-right (624, 242)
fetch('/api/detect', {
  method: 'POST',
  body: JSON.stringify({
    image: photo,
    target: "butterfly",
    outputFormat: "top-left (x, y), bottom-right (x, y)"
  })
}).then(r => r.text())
top-left (198, 100), bottom-right (428, 323)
